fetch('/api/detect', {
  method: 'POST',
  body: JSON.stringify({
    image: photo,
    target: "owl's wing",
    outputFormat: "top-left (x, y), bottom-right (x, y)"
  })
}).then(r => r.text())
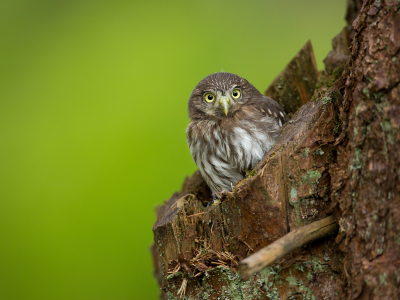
top-left (255, 95), bottom-right (288, 127)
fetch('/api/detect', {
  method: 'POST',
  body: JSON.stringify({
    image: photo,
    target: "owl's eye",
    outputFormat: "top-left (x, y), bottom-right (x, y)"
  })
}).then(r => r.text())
top-left (204, 93), bottom-right (215, 103)
top-left (232, 89), bottom-right (241, 99)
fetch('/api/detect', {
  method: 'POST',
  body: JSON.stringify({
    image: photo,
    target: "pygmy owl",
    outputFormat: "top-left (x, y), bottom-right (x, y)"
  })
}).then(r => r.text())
top-left (186, 72), bottom-right (287, 202)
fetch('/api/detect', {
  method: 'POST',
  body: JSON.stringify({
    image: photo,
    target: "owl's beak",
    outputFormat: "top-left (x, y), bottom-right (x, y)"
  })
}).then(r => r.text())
top-left (218, 96), bottom-right (232, 116)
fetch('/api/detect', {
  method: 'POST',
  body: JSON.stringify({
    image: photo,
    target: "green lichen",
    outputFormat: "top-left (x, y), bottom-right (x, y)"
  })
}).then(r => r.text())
top-left (213, 267), bottom-right (243, 300)
top-left (381, 118), bottom-right (396, 145)
top-left (245, 168), bottom-right (257, 178)
top-left (379, 273), bottom-right (387, 285)
top-left (300, 147), bottom-right (310, 157)
top-left (331, 65), bottom-right (344, 80)
top-left (333, 119), bottom-right (342, 135)
top-left (315, 67), bottom-right (343, 91)
top-left (290, 187), bottom-right (298, 199)
top-left (256, 267), bottom-right (281, 300)
top-left (285, 275), bottom-right (298, 286)
top-left (165, 291), bottom-right (178, 300)
top-left (323, 252), bottom-right (330, 262)
top-left (289, 187), bottom-right (298, 206)
top-left (313, 148), bottom-right (324, 156)
top-left (351, 147), bottom-right (363, 170)
top-left (356, 103), bottom-right (362, 116)
top-left (321, 96), bottom-right (332, 105)
top-left (375, 102), bottom-right (383, 112)
top-left (373, 92), bottom-right (384, 101)
top-left (396, 271), bottom-right (400, 284)
top-left (310, 257), bottom-right (324, 273)
top-left (293, 203), bottom-right (304, 227)
top-left (299, 285), bottom-right (316, 300)
top-left (166, 271), bottom-right (186, 281)
top-left (365, 230), bottom-right (371, 241)
top-left (294, 263), bottom-right (304, 272)
top-left (363, 88), bottom-right (370, 98)
top-left (301, 170), bottom-right (322, 186)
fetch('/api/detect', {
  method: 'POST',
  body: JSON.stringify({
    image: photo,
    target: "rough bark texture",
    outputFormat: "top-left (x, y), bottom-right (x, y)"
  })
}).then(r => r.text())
top-left (152, 1), bottom-right (400, 299)
top-left (331, 0), bottom-right (400, 298)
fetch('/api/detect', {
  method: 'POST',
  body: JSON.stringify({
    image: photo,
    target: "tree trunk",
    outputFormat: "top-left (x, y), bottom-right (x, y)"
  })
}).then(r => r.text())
top-left (152, 1), bottom-right (400, 299)
top-left (330, 0), bottom-right (400, 298)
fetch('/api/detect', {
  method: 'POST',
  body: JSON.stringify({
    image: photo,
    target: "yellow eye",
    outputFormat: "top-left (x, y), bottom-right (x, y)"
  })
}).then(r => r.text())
top-left (204, 93), bottom-right (215, 103)
top-left (232, 89), bottom-right (241, 99)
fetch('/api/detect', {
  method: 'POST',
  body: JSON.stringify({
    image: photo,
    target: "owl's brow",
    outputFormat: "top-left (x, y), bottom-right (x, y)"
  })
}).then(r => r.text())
top-left (208, 84), bottom-right (240, 92)
top-left (224, 85), bottom-right (241, 93)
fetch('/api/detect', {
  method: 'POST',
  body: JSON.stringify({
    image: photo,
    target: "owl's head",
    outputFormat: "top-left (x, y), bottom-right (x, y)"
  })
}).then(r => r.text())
top-left (188, 72), bottom-right (262, 120)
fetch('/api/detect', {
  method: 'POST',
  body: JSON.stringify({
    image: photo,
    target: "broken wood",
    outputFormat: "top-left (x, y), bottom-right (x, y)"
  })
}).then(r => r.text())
top-left (238, 215), bottom-right (338, 280)
top-left (265, 40), bottom-right (319, 116)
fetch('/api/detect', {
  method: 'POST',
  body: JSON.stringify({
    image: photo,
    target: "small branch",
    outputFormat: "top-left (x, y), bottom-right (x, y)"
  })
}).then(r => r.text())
top-left (177, 278), bottom-right (187, 299)
top-left (187, 212), bottom-right (206, 218)
top-left (238, 216), bottom-right (338, 280)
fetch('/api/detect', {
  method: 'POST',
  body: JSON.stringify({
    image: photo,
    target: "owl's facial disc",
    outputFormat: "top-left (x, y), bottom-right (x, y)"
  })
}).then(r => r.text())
top-left (201, 87), bottom-right (241, 117)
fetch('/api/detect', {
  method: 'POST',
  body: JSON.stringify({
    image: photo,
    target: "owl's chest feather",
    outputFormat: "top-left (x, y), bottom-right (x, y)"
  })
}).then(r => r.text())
top-left (188, 115), bottom-right (280, 173)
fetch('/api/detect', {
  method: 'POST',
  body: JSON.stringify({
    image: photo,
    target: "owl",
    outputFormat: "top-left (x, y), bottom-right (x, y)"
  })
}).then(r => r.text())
top-left (186, 72), bottom-right (287, 204)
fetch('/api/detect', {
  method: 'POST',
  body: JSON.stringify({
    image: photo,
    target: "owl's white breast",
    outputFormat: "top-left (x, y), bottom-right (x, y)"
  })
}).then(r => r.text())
top-left (229, 115), bottom-right (281, 172)
top-left (186, 113), bottom-right (281, 193)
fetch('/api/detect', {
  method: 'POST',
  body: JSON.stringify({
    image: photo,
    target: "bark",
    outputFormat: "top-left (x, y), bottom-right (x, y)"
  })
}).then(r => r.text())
top-left (152, 1), bottom-right (400, 299)
top-left (331, 0), bottom-right (400, 298)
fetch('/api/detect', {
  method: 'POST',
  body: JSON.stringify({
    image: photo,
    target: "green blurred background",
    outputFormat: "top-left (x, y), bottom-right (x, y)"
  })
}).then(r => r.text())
top-left (0, 1), bottom-right (346, 299)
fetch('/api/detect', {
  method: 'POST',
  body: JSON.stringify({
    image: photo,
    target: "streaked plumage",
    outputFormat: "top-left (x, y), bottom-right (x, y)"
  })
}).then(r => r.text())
top-left (186, 72), bottom-right (287, 199)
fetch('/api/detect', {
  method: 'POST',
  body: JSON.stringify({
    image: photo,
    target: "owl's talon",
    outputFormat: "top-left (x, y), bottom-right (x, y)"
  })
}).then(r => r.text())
top-left (206, 200), bottom-right (214, 210)
top-left (220, 189), bottom-right (229, 197)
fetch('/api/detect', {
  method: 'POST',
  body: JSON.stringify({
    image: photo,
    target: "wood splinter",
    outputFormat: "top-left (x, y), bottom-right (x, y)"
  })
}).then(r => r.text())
top-left (238, 215), bottom-right (339, 280)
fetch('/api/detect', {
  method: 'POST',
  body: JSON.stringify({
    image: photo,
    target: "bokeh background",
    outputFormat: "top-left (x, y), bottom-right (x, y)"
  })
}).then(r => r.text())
top-left (0, 1), bottom-right (346, 299)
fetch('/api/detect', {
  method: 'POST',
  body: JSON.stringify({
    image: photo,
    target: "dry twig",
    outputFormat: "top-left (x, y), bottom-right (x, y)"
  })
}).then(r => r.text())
top-left (187, 212), bottom-right (206, 218)
top-left (177, 278), bottom-right (187, 299)
top-left (238, 215), bottom-right (338, 280)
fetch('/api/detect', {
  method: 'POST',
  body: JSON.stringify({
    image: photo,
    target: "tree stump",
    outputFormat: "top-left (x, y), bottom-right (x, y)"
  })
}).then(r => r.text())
top-left (152, 1), bottom-right (400, 299)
